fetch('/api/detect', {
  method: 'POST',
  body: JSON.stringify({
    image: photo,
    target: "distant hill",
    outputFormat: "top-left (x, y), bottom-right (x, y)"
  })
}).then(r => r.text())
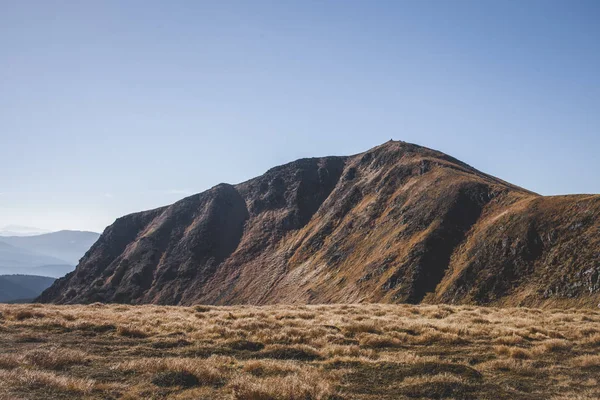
top-left (0, 225), bottom-right (50, 237)
top-left (0, 275), bottom-right (55, 303)
top-left (0, 230), bottom-right (100, 266)
top-left (38, 141), bottom-right (600, 308)
top-left (0, 263), bottom-right (75, 279)
top-left (0, 230), bottom-right (100, 278)
top-left (0, 241), bottom-right (70, 276)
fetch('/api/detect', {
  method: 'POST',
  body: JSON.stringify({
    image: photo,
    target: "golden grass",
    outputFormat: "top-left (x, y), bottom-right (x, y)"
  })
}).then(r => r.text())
top-left (229, 369), bottom-right (337, 400)
top-left (0, 303), bottom-right (599, 399)
top-left (116, 324), bottom-right (150, 338)
top-left (582, 333), bottom-right (600, 346)
top-left (0, 368), bottom-right (95, 394)
top-left (358, 333), bottom-right (403, 348)
top-left (478, 359), bottom-right (538, 376)
top-left (533, 339), bottom-right (572, 354)
top-left (493, 334), bottom-right (525, 345)
top-left (572, 354), bottom-right (600, 368)
top-left (494, 345), bottom-right (532, 359)
top-left (401, 372), bottom-right (466, 385)
top-left (242, 359), bottom-right (302, 377)
top-left (21, 347), bottom-right (89, 370)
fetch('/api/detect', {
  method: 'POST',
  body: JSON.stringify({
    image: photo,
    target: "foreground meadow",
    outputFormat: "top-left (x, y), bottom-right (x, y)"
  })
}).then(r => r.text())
top-left (0, 303), bottom-right (599, 399)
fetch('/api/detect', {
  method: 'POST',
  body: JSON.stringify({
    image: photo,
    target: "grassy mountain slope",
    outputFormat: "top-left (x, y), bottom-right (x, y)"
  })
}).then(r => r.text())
top-left (38, 141), bottom-right (600, 307)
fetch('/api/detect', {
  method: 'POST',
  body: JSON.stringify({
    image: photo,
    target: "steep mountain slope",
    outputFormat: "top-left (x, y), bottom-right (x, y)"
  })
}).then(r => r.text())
top-left (432, 194), bottom-right (600, 308)
top-left (0, 230), bottom-right (100, 265)
top-left (0, 275), bottom-right (55, 303)
top-left (38, 141), bottom-right (600, 307)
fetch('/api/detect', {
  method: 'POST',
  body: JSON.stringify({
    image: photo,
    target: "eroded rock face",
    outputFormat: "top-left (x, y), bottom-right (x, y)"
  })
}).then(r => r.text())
top-left (38, 141), bottom-right (600, 307)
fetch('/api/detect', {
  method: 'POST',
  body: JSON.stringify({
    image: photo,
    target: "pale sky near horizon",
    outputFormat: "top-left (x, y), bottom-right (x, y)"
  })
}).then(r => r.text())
top-left (1, 0), bottom-right (599, 233)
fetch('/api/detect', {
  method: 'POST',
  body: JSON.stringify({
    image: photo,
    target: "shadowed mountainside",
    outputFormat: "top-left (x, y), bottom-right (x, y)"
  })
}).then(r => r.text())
top-left (39, 141), bottom-right (600, 307)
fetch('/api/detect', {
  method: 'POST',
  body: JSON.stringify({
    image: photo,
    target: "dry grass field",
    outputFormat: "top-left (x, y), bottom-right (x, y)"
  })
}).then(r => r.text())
top-left (1, 303), bottom-right (599, 399)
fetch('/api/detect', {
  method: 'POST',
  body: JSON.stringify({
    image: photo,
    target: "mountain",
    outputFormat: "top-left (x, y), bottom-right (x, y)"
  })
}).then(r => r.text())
top-left (0, 240), bottom-right (73, 277)
top-left (0, 225), bottom-right (50, 237)
top-left (0, 264), bottom-right (75, 279)
top-left (0, 275), bottom-right (55, 303)
top-left (0, 231), bottom-right (100, 277)
top-left (38, 141), bottom-right (600, 307)
top-left (0, 230), bottom-right (100, 266)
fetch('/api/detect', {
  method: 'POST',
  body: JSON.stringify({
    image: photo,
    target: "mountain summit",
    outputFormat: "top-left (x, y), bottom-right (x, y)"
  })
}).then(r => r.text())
top-left (39, 141), bottom-right (600, 307)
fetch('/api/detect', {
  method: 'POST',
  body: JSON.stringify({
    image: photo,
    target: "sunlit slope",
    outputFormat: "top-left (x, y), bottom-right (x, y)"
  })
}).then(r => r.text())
top-left (39, 141), bottom-right (600, 307)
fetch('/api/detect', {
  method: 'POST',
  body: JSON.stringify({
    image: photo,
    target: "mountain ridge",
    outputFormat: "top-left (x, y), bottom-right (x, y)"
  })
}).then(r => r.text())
top-left (38, 141), bottom-right (600, 307)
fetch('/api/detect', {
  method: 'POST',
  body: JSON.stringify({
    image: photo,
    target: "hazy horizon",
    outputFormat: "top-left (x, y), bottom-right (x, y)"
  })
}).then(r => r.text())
top-left (2, 0), bottom-right (599, 232)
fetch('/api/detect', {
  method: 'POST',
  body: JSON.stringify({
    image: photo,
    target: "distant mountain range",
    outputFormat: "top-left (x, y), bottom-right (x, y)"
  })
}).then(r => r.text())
top-left (0, 225), bottom-right (51, 237)
top-left (0, 230), bottom-right (100, 278)
top-left (0, 275), bottom-right (56, 303)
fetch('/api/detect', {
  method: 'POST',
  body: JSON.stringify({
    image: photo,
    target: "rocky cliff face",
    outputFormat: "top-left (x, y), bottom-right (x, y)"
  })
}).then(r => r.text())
top-left (38, 141), bottom-right (600, 307)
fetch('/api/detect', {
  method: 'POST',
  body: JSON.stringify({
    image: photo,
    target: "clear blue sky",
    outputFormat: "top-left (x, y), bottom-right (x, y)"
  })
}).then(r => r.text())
top-left (1, 0), bottom-right (599, 233)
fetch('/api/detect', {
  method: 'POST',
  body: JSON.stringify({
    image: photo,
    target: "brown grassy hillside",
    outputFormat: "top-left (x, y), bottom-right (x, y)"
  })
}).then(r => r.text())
top-left (38, 141), bottom-right (600, 307)
top-left (1, 303), bottom-right (600, 399)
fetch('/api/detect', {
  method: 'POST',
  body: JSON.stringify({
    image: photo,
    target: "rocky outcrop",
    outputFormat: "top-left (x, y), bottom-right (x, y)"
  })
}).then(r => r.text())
top-left (38, 141), bottom-right (600, 307)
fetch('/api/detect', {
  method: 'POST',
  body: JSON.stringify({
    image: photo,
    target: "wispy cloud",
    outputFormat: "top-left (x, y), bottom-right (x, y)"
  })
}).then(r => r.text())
top-left (103, 193), bottom-right (114, 198)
